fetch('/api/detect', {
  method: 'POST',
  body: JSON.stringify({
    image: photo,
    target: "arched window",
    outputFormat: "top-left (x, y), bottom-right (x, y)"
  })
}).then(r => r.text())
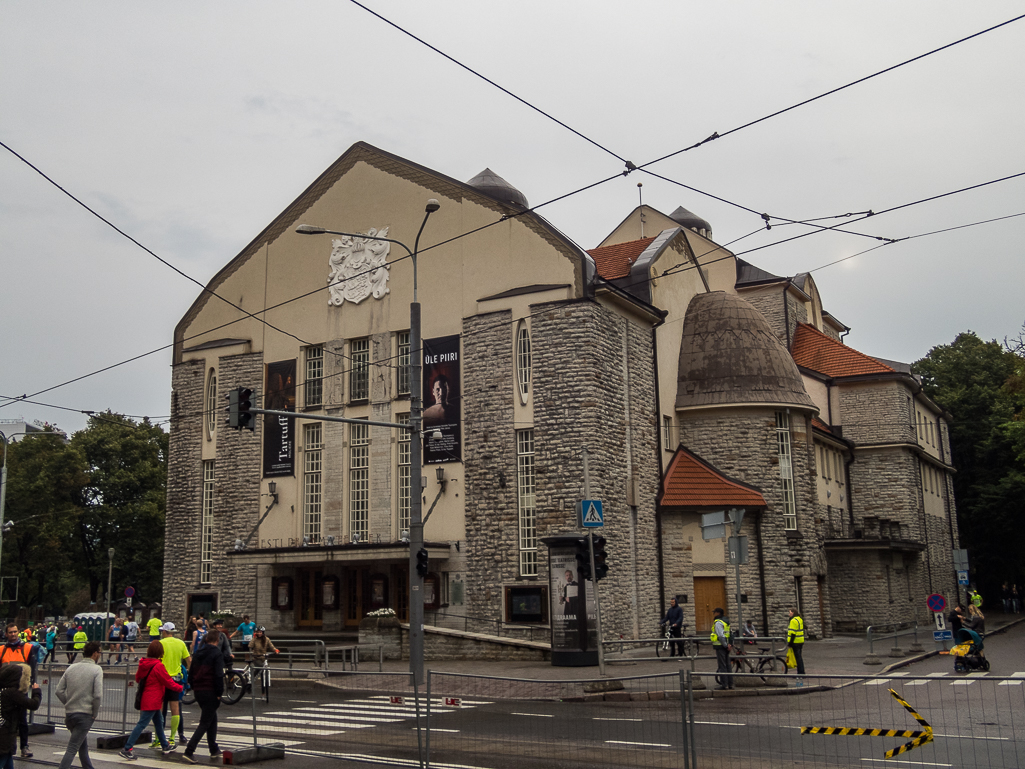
top-left (516, 321), bottom-right (532, 404)
top-left (205, 369), bottom-right (217, 439)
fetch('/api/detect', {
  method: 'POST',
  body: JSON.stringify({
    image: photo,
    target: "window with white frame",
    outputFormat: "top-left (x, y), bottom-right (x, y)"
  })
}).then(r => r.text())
top-left (305, 345), bottom-right (324, 408)
top-left (663, 415), bottom-right (674, 450)
top-left (397, 413), bottom-right (411, 535)
top-left (205, 370), bottom-right (217, 438)
top-left (200, 461), bottom-right (215, 583)
top-left (775, 412), bottom-right (797, 530)
top-left (516, 322), bottom-right (532, 403)
top-left (350, 338), bottom-right (369, 402)
top-left (397, 332), bottom-right (411, 396)
top-left (303, 423), bottom-right (323, 543)
top-left (517, 429), bottom-right (538, 576)
top-left (350, 421), bottom-right (369, 542)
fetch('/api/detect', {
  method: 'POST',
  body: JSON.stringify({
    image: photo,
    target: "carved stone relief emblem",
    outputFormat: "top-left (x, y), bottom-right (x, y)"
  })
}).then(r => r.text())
top-left (327, 227), bottom-right (391, 306)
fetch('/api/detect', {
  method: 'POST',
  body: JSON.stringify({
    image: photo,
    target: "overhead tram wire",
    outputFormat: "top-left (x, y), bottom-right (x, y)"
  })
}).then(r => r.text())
top-left (639, 12), bottom-right (1025, 169)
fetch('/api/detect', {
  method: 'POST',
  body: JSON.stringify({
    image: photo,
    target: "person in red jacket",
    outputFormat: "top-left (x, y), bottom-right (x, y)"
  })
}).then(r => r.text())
top-left (117, 641), bottom-right (182, 760)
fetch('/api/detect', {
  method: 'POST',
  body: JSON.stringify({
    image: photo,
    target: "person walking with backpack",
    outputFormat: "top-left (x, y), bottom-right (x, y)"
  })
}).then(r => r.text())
top-left (180, 629), bottom-right (225, 764)
top-left (118, 641), bottom-right (181, 760)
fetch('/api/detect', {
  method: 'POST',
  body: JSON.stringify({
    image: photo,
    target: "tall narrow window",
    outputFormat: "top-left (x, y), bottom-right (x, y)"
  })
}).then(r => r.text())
top-left (775, 412), bottom-right (797, 530)
top-left (517, 429), bottom-right (537, 576)
top-left (663, 416), bottom-right (674, 450)
top-left (515, 322), bottom-right (532, 403)
top-left (397, 413), bottom-right (411, 534)
top-left (305, 345), bottom-right (324, 408)
top-left (397, 331), bottom-right (411, 396)
top-left (205, 370), bottom-right (217, 438)
top-left (303, 423), bottom-right (323, 543)
top-left (350, 338), bottom-right (369, 402)
top-left (350, 421), bottom-right (370, 542)
top-left (200, 461), bottom-right (215, 583)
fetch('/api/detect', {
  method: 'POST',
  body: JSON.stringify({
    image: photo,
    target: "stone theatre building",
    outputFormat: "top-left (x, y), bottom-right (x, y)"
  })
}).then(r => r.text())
top-left (164, 142), bottom-right (959, 641)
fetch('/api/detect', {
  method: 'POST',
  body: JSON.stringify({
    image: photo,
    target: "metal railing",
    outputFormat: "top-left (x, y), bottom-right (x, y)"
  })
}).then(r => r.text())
top-left (865, 620), bottom-right (923, 662)
top-left (423, 609), bottom-right (550, 642)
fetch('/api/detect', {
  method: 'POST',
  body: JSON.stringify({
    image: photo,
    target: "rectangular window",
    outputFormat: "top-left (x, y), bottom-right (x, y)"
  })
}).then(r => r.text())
top-left (818, 446), bottom-right (825, 479)
top-left (397, 332), bottom-right (411, 396)
top-left (349, 338), bottom-right (369, 402)
top-left (663, 416), bottom-right (673, 450)
top-left (350, 421), bottom-right (370, 542)
top-left (775, 412), bottom-right (797, 531)
top-left (921, 462), bottom-right (927, 493)
top-left (305, 345), bottom-right (324, 408)
top-left (303, 423), bottom-right (323, 543)
top-left (397, 413), bottom-right (411, 535)
top-left (836, 452), bottom-right (843, 486)
top-left (517, 429), bottom-right (538, 576)
top-left (200, 461), bottom-right (215, 584)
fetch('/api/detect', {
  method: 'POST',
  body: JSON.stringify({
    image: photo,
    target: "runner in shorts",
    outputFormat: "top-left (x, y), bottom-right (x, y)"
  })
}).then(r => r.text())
top-left (230, 616), bottom-right (256, 659)
top-left (124, 617), bottom-right (139, 660)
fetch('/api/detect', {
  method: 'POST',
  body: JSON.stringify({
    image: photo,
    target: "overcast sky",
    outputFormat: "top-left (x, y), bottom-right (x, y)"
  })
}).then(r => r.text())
top-left (2, 2), bottom-right (1023, 436)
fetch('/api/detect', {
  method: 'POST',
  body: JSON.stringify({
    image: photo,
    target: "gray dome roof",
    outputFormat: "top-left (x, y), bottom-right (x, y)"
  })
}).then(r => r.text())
top-left (676, 292), bottom-right (815, 411)
top-left (466, 168), bottom-right (529, 209)
top-left (669, 206), bottom-right (712, 234)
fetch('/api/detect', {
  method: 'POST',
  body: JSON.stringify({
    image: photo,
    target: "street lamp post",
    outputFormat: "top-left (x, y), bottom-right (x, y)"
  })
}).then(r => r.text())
top-left (296, 198), bottom-right (440, 687)
top-left (104, 547), bottom-right (115, 651)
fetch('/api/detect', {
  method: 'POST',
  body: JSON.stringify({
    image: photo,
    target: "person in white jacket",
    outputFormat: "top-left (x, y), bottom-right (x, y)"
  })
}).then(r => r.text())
top-left (55, 641), bottom-right (103, 769)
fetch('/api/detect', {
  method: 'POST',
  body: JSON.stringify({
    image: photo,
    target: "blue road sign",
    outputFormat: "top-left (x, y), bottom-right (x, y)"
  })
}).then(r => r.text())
top-left (580, 500), bottom-right (604, 528)
top-left (926, 593), bottom-right (947, 613)
top-left (934, 630), bottom-right (953, 642)
top-left (957, 570), bottom-right (969, 586)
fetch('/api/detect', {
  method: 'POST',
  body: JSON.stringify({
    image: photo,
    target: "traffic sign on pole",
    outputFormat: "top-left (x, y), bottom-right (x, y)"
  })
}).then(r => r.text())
top-left (926, 593), bottom-right (946, 613)
top-left (124, 586), bottom-right (135, 598)
top-left (580, 500), bottom-right (603, 528)
top-left (957, 570), bottom-right (969, 586)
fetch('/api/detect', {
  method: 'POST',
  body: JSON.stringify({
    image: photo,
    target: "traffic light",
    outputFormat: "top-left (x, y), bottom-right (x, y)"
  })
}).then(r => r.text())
top-left (593, 535), bottom-right (609, 581)
top-left (575, 538), bottom-right (592, 581)
top-left (226, 388), bottom-right (240, 429)
top-left (416, 547), bottom-right (429, 578)
top-left (237, 387), bottom-right (254, 431)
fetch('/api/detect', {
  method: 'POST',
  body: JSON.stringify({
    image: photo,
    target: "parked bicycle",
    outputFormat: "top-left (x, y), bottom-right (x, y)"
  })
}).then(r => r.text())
top-left (655, 623), bottom-right (693, 658)
top-left (730, 644), bottom-right (789, 683)
top-left (222, 661), bottom-right (271, 705)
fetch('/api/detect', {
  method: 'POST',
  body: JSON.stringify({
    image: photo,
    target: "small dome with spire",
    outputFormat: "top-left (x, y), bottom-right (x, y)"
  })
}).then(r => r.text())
top-left (466, 168), bottom-right (529, 209)
top-left (669, 206), bottom-right (712, 239)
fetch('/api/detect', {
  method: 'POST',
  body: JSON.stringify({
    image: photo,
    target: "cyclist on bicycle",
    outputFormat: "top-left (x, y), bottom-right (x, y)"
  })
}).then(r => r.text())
top-left (249, 627), bottom-right (279, 667)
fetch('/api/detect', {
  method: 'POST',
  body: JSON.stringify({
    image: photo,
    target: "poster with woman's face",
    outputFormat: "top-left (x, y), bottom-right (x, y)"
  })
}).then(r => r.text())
top-left (422, 335), bottom-right (461, 464)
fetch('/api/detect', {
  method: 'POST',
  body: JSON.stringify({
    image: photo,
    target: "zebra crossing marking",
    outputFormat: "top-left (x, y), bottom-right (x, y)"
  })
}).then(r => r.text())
top-left (864, 672), bottom-right (908, 686)
top-left (950, 671), bottom-right (988, 686)
top-left (903, 672), bottom-right (948, 686)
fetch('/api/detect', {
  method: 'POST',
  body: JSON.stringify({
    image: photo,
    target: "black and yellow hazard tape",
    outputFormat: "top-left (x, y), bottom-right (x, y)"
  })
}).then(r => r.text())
top-left (801, 688), bottom-right (934, 759)
top-left (800, 727), bottom-right (928, 738)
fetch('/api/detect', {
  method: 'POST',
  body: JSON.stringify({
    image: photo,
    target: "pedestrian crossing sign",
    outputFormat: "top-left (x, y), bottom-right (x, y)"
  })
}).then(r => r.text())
top-left (580, 500), bottom-right (604, 528)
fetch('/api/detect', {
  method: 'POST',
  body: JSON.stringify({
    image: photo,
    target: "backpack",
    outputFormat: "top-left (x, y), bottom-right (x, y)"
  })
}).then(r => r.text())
top-left (133, 667), bottom-right (154, 711)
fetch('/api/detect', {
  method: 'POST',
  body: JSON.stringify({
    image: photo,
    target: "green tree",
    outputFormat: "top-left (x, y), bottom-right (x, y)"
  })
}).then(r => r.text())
top-left (70, 413), bottom-right (168, 606)
top-left (914, 330), bottom-right (1025, 594)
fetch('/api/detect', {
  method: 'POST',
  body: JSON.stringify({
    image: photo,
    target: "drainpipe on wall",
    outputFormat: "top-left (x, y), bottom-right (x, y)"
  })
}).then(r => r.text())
top-left (783, 280), bottom-right (793, 349)
top-left (652, 324), bottom-right (667, 616)
top-left (756, 513), bottom-right (769, 636)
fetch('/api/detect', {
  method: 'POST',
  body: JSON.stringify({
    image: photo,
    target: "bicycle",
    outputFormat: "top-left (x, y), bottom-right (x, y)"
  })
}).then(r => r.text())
top-left (221, 660), bottom-right (271, 705)
top-left (730, 644), bottom-right (789, 683)
top-left (655, 624), bottom-right (692, 658)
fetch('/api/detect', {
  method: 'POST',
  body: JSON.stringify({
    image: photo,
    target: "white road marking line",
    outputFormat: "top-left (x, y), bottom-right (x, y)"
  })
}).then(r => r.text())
top-left (262, 710), bottom-right (404, 723)
top-left (605, 740), bottom-right (671, 748)
top-left (217, 723), bottom-right (343, 735)
top-left (225, 716), bottom-right (377, 729)
top-left (695, 720), bottom-right (746, 726)
top-left (903, 672), bottom-right (948, 686)
top-left (998, 671), bottom-right (1025, 686)
top-left (419, 727), bottom-right (459, 733)
top-left (311, 702), bottom-right (455, 714)
top-left (860, 759), bottom-right (952, 767)
top-left (328, 754), bottom-right (490, 769)
top-left (594, 717), bottom-right (643, 722)
top-left (289, 699), bottom-right (318, 703)
top-left (511, 712), bottom-right (554, 717)
top-left (864, 672), bottom-right (909, 686)
top-left (950, 671), bottom-right (988, 686)
top-left (365, 696), bottom-right (492, 706)
top-left (932, 733), bottom-right (1009, 741)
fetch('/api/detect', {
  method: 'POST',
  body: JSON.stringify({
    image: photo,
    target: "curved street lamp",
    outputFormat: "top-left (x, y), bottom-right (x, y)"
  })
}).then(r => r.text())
top-left (296, 198), bottom-right (440, 687)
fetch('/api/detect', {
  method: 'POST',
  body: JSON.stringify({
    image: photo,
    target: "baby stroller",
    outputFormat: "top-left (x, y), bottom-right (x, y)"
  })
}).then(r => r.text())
top-left (951, 628), bottom-right (989, 672)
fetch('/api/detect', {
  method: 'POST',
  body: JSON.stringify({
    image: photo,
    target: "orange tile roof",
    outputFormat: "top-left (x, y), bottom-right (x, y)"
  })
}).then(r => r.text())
top-left (791, 323), bottom-right (894, 378)
top-left (587, 237), bottom-right (655, 280)
top-left (659, 446), bottom-right (767, 509)
top-left (811, 417), bottom-right (834, 434)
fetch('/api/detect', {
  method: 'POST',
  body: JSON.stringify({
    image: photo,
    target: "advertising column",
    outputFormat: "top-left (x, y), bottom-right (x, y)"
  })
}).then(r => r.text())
top-left (543, 535), bottom-right (598, 666)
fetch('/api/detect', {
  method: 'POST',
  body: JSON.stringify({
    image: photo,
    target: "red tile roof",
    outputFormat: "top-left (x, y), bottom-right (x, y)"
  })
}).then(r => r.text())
top-left (587, 237), bottom-right (655, 280)
top-left (811, 417), bottom-right (834, 434)
top-left (659, 446), bottom-right (767, 508)
top-left (791, 323), bottom-right (894, 378)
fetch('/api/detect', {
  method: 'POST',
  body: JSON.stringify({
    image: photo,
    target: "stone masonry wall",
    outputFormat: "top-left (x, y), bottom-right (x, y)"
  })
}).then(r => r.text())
top-left (164, 359), bottom-right (205, 625)
top-left (743, 287), bottom-right (808, 348)
top-left (839, 381), bottom-right (916, 446)
top-left (677, 409), bottom-right (827, 638)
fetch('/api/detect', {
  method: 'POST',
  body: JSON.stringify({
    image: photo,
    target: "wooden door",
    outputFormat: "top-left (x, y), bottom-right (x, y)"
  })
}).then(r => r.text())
top-left (297, 569), bottom-right (323, 627)
top-left (344, 568), bottom-right (364, 628)
top-left (693, 577), bottom-right (727, 634)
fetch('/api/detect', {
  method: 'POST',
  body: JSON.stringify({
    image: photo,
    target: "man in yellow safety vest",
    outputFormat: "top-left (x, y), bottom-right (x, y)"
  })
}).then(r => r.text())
top-left (710, 608), bottom-right (733, 690)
